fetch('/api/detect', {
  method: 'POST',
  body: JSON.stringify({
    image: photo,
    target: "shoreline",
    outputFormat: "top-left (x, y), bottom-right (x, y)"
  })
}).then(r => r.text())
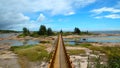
top-left (0, 33), bottom-right (120, 68)
top-left (0, 33), bottom-right (120, 47)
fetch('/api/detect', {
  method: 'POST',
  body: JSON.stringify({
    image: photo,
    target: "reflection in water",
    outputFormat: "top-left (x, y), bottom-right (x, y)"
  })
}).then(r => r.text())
top-left (65, 36), bottom-right (120, 45)
top-left (87, 36), bottom-right (120, 43)
top-left (0, 33), bottom-right (40, 46)
top-left (23, 40), bottom-right (28, 45)
top-left (0, 33), bottom-right (19, 38)
top-left (0, 39), bottom-right (40, 46)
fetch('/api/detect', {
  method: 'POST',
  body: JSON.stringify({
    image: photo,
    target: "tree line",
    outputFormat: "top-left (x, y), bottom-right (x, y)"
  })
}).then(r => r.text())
top-left (38, 25), bottom-right (53, 36)
top-left (22, 25), bottom-right (53, 37)
top-left (22, 25), bottom-right (90, 37)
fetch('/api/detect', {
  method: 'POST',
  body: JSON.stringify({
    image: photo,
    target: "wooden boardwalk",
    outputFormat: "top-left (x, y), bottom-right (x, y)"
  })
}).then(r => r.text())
top-left (48, 34), bottom-right (73, 68)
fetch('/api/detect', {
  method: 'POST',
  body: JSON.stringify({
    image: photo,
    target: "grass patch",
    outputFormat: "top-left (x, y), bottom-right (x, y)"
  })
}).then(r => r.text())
top-left (67, 49), bottom-right (86, 55)
top-left (10, 45), bottom-right (33, 51)
top-left (65, 43), bottom-right (92, 47)
top-left (10, 45), bottom-right (49, 62)
top-left (79, 43), bottom-right (92, 47)
top-left (67, 43), bottom-right (120, 68)
top-left (65, 44), bottom-right (75, 46)
top-left (40, 41), bottom-right (50, 43)
top-left (17, 34), bottom-right (26, 37)
top-left (30, 32), bottom-right (39, 37)
top-left (85, 45), bottom-right (120, 68)
top-left (87, 46), bottom-right (120, 56)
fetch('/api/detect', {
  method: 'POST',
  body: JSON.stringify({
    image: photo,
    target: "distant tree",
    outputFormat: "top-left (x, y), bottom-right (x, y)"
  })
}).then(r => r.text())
top-left (74, 27), bottom-right (81, 34)
top-left (85, 30), bottom-right (89, 34)
top-left (27, 29), bottom-right (30, 35)
top-left (47, 28), bottom-right (53, 36)
top-left (60, 29), bottom-right (63, 33)
top-left (38, 25), bottom-right (47, 35)
top-left (23, 27), bottom-right (30, 36)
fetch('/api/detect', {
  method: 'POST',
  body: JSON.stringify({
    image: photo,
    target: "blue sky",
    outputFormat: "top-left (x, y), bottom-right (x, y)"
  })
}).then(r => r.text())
top-left (0, 0), bottom-right (120, 31)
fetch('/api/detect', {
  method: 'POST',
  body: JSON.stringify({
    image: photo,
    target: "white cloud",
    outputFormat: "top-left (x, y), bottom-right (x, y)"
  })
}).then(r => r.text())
top-left (73, 0), bottom-right (96, 8)
top-left (64, 11), bottom-right (75, 16)
top-left (37, 14), bottom-right (45, 22)
top-left (91, 7), bottom-right (120, 14)
top-left (0, 11), bottom-right (30, 29)
top-left (0, 0), bottom-right (96, 15)
top-left (91, 5), bottom-right (120, 19)
top-left (94, 16), bottom-right (103, 19)
top-left (0, 0), bottom-right (96, 30)
top-left (104, 14), bottom-right (120, 19)
top-left (94, 14), bottom-right (120, 19)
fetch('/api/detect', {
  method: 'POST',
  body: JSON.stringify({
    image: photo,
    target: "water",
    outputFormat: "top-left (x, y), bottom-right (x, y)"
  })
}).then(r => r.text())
top-left (0, 39), bottom-right (40, 46)
top-left (0, 33), bottom-right (40, 46)
top-left (65, 41), bottom-right (76, 45)
top-left (86, 36), bottom-right (120, 43)
top-left (65, 36), bottom-right (120, 45)
top-left (0, 33), bottom-right (19, 38)
top-left (91, 31), bottom-right (120, 34)
top-left (1, 33), bottom-right (120, 46)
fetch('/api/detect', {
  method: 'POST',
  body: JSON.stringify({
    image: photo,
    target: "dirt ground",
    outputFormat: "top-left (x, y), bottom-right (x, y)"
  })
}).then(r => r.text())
top-left (0, 50), bottom-right (21, 68)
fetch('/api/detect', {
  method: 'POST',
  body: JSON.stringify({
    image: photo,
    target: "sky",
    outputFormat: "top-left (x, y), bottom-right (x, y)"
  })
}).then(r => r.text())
top-left (0, 0), bottom-right (120, 31)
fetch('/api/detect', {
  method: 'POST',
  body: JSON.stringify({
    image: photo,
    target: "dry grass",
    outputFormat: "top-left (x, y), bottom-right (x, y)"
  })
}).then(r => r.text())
top-left (67, 49), bottom-right (86, 55)
top-left (85, 45), bottom-right (120, 68)
top-left (11, 45), bottom-right (49, 61)
top-left (11, 45), bottom-right (50, 68)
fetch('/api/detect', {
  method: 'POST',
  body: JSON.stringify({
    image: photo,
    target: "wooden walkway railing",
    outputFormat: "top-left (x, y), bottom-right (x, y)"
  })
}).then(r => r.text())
top-left (48, 34), bottom-right (73, 68)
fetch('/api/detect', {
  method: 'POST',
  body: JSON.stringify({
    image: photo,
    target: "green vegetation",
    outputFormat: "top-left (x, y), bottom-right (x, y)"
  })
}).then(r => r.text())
top-left (108, 55), bottom-right (120, 68)
top-left (18, 25), bottom-right (55, 37)
top-left (79, 43), bottom-right (92, 47)
top-left (74, 27), bottom-right (81, 34)
top-left (86, 46), bottom-right (120, 56)
top-left (38, 25), bottom-right (54, 36)
top-left (87, 55), bottom-right (108, 68)
top-left (17, 25), bottom-right (93, 38)
top-left (17, 34), bottom-right (25, 37)
top-left (23, 27), bottom-right (30, 36)
top-left (66, 43), bottom-right (120, 68)
top-left (10, 45), bottom-right (49, 62)
top-left (18, 25), bottom-right (93, 37)
top-left (65, 44), bottom-right (75, 46)
top-left (61, 32), bottom-right (73, 36)
top-left (67, 49), bottom-right (85, 55)
top-left (30, 31), bottom-right (40, 37)
top-left (82, 45), bottom-right (120, 68)
top-left (18, 27), bottom-right (30, 37)
top-left (73, 27), bottom-right (93, 35)
top-left (47, 28), bottom-right (54, 36)
top-left (90, 46), bottom-right (120, 68)
top-left (40, 40), bottom-right (50, 43)
top-left (65, 43), bottom-right (92, 47)
top-left (38, 25), bottom-right (47, 35)
top-left (60, 30), bottom-right (63, 33)
top-left (61, 27), bottom-right (92, 36)
top-left (80, 31), bottom-right (93, 35)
